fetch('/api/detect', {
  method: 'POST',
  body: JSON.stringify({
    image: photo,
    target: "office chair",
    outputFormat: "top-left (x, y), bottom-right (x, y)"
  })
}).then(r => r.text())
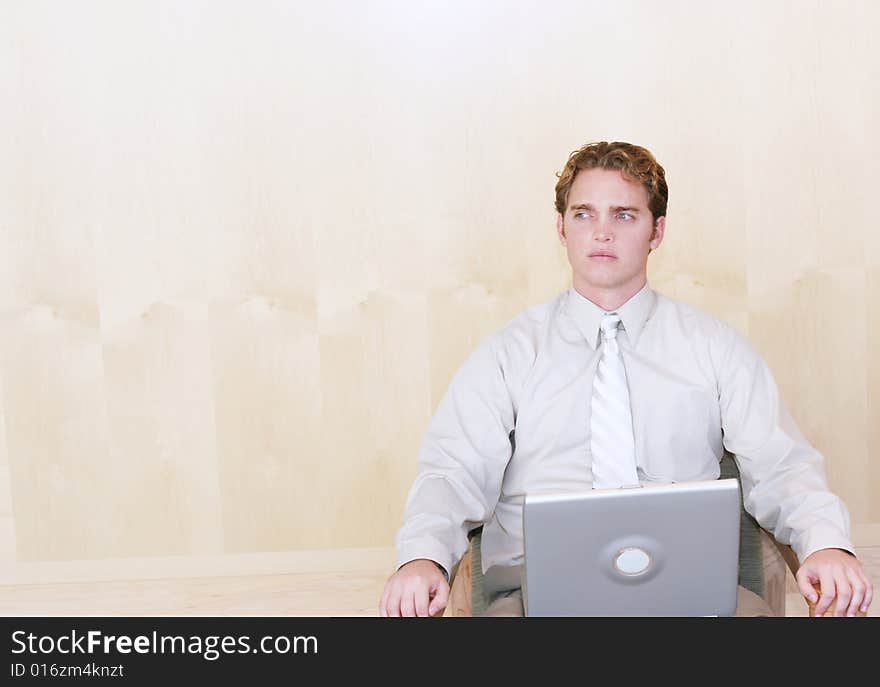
top-left (446, 452), bottom-right (801, 616)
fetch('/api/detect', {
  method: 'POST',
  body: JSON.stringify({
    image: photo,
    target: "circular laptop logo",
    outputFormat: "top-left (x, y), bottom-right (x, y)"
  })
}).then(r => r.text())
top-left (614, 547), bottom-right (652, 576)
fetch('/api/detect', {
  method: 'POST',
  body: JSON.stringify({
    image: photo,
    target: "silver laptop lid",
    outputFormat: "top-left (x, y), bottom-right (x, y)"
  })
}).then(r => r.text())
top-left (522, 479), bottom-right (741, 617)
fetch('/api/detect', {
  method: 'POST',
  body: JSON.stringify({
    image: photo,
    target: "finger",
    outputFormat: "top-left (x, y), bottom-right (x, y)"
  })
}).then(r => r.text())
top-left (429, 581), bottom-right (450, 616)
top-left (414, 586), bottom-right (431, 617)
top-left (845, 568), bottom-right (866, 617)
top-left (385, 587), bottom-right (402, 618)
top-left (400, 589), bottom-right (416, 617)
top-left (814, 570), bottom-right (837, 618)
top-left (862, 577), bottom-right (874, 613)
top-left (796, 568), bottom-right (819, 605)
top-left (832, 571), bottom-right (852, 618)
top-left (379, 583), bottom-right (391, 618)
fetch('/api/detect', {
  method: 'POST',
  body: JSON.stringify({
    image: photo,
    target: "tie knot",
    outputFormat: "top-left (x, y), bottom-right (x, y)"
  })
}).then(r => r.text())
top-left (600, 314), bottom-right (621, 340)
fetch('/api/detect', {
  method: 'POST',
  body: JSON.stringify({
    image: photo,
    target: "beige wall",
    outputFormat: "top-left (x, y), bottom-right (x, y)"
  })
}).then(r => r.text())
top-left (1, 1), bottom-right (878, 578)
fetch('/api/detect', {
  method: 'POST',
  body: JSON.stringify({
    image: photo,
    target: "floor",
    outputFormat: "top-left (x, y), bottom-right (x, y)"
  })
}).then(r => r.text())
top-left (1, 547), bottom-right (877, 617)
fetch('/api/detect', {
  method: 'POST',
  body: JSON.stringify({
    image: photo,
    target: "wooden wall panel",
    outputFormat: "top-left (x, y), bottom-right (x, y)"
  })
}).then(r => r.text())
top-left (748, 270), bottom-right (869, 522)
top-left (868, 267), bottom-right (880, 524)
top-left (0, 379), bottom-right (16, 560)
top-left (0, 310), bottom-right (114, 561)
top-left (648, 138), bottom-right (750, 337)
top-left (210, 299), bottom-right (322, 552)
top-left (102, 303), bottom-right (223, 557)
top-left (317, 290), bottom-right (432, 547)
top-left (0, 1), bottom-right (877, 579)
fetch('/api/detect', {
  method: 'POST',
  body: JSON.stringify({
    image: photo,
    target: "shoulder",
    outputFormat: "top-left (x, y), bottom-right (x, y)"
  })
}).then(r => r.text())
top-left (652, 291), bottom-right (739, 342)
top-left (652, 291), bottom-right (761, 366)
top-left (467, 291), bottom-right (565, 371)
top-left (501, 291), bottom-right (564, 336)
top-left (493, 291), bottom-right (565, 350)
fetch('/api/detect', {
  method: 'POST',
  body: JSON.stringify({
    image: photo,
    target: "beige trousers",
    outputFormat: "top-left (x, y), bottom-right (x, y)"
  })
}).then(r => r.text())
top-left (483, 585), bottom-right (775, 617)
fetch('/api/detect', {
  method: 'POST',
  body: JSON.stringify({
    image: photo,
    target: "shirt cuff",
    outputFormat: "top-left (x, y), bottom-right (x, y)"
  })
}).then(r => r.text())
top-left (792, 523), bottom-right (857, 564)
top-left (396, 538), bottom-right (454, 580)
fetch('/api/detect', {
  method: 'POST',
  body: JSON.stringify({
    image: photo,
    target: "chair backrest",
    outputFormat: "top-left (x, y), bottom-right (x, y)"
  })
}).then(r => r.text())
top-left (720, 451), bottom-right (765, 598)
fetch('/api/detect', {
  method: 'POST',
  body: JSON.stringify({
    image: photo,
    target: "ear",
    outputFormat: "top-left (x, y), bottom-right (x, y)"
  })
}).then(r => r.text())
top-left (649, 216), bottom-right (665, 251)
top-left (556, 214), bottom-right (566, 246)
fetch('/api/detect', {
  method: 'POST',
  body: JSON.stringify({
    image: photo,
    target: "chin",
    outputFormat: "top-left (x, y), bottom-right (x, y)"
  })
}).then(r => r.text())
top-left (579, 273), bottom-right (624, 288)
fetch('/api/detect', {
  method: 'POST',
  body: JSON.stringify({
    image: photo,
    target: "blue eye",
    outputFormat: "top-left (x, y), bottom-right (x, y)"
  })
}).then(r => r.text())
top-left (618, 213), bottom-right (633, 221)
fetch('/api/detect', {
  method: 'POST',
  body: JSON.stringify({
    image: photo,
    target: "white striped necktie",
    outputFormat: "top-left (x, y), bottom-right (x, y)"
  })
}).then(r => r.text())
top-left (590, 313), bottom-right (640, 489)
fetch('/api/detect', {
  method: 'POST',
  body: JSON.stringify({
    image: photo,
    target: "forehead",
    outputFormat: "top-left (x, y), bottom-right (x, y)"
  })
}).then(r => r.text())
top-left (568, 168), bottom-right (650, 207)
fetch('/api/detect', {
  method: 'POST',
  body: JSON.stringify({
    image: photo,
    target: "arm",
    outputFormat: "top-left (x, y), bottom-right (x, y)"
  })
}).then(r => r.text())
top-left (716, 325), bottom-right (872, 616)
top-left (379, 334), bottom-right (516, 617)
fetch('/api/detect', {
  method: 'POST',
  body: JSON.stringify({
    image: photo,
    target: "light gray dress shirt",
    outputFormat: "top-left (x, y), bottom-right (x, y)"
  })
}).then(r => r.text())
top-left (394, 283), bottom-right (855, 582)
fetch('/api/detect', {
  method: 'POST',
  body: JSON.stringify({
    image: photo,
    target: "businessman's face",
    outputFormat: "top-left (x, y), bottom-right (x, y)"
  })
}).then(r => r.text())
top-left (556, 168), bottom-right (665, 298)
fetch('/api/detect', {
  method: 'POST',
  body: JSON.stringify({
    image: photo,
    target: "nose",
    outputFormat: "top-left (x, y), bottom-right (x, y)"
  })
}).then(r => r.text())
top-left (593, 220), bottom-right (614, 242)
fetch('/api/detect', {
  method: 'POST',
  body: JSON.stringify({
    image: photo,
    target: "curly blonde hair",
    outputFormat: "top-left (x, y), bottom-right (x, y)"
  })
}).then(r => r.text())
top-left (554, 141), bottom-right (668, 220)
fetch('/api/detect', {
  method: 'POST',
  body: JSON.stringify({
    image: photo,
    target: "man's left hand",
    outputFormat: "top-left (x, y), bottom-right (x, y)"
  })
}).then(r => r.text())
top-left (796, 548), bottom-right (873, 617)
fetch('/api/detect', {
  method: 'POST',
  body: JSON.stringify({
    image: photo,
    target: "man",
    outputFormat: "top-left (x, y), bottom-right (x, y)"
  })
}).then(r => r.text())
top-left (378, 141), bottom-right (873, 618)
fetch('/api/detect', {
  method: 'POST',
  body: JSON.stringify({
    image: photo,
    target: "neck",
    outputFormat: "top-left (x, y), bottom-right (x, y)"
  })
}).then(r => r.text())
top-left (572, 277), bottom-right (647, 312)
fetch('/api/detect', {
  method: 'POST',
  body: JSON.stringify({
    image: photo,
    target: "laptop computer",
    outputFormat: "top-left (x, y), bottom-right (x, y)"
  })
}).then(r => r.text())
top-left (522, 478), bottom-right (741, 616)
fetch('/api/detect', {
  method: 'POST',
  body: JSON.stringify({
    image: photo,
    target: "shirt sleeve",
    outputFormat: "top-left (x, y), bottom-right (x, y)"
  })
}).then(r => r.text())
top-left (716, 324), bottom-right (855, 564)
top-left (394, 332), bottom-right (517, 577)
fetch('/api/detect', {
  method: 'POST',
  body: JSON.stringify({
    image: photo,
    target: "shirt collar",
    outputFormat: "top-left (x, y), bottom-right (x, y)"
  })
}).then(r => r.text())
top-left (564, 282), bottom-right (656, 350)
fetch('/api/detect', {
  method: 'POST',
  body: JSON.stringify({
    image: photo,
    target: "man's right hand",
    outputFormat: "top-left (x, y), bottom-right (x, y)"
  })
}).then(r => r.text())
top-left (378, 558), bottom-right (450, 617)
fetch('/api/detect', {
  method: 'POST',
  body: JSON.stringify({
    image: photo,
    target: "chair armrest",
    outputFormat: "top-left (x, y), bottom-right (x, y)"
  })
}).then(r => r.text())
top-left (758, 528), bottom-right (801, 616)
top-left (446, 549), bottom-right (473, 617)
top-left (772, 538), bottom-right (800, 577)
top-left (445, 526), bottom-right (483, 617)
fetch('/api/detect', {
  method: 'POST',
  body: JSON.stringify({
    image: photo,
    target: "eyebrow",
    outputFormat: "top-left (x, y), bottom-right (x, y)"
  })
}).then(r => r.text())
top-left (568, 203), bottom-right (642, 213)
